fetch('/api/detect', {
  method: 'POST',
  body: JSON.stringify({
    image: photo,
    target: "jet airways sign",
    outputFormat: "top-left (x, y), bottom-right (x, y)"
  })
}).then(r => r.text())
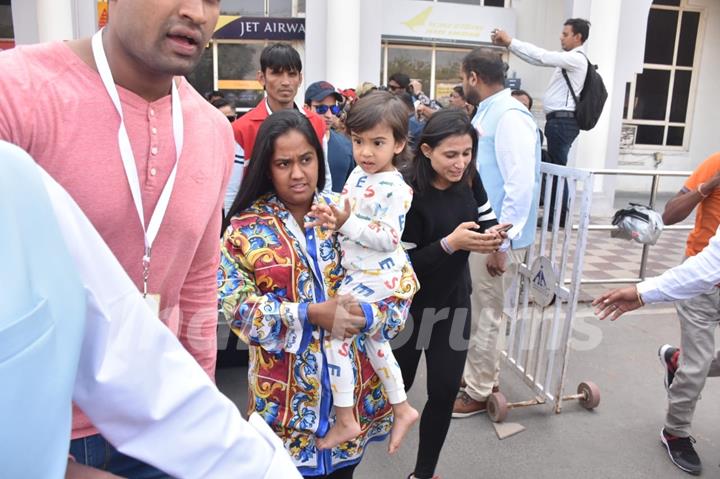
top-left (213, 16), bottom-right (305, 41)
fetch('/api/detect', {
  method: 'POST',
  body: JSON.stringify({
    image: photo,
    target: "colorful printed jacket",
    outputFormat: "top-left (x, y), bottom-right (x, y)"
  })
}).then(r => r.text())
top-left (218, 193), bottom-right (418, 476)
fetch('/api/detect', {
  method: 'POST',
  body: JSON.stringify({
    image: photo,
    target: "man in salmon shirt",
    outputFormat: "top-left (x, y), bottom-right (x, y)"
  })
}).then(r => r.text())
top-left (227, 43), bottom-right (325, 202)
top-left (654, 151), bottom-right (720, 475)
top-left (0, 0), bottom-right (233, 476)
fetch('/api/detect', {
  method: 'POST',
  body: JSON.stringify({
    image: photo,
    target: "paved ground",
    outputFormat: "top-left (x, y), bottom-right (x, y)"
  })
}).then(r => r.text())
top-left (216, 192), bottom-right (720, 479)
top-left (218, 302), bottom-right (720, 478)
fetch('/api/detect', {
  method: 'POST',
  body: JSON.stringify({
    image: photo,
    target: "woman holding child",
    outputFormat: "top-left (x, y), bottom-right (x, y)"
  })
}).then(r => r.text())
top-left (218, 105), bottom-right (419, 478)
top-left (219, 97), bottom-right (502, 478)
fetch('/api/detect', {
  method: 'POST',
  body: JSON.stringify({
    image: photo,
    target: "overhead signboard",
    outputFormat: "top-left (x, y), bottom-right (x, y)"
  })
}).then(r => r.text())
top-left (213, 16), bottom-right (305, 41)
top-left (382, 0), bottom-right (516, 44)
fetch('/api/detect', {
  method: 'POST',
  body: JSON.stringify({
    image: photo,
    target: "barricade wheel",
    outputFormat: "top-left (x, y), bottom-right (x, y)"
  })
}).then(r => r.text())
top-left (577, 381), bottom-right (600, 410)
top-left (487, 392), bottom-right (508, 423)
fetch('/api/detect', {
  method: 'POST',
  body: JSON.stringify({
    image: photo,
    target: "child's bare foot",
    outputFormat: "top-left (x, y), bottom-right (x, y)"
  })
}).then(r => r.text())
top-left (316, 407), bottom-right (362, 450)
top-left (388, 401), bottom-right (419, 454)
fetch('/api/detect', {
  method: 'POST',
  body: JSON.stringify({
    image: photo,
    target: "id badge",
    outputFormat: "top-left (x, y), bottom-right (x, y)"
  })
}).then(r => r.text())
top-left (144, 293), bottom-right (161, 317)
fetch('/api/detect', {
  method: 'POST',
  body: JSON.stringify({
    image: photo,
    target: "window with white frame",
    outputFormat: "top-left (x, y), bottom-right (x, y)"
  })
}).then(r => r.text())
top-left (622, 0), bottom-right (703, 149)
top-left (381, 42), bottom-right (506, 107)
top-left (184, 0), bottom-right (305, 110)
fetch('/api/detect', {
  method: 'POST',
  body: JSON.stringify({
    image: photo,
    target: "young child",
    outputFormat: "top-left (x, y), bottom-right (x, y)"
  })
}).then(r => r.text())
top-left (309, 91), bottom-right (419, 453)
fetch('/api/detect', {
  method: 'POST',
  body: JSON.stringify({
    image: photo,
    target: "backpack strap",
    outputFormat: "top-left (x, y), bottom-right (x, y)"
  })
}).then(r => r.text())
top-left (561, 51), bottom-right (590, 106)
top-left (561, 68), bottom-right (579, 106)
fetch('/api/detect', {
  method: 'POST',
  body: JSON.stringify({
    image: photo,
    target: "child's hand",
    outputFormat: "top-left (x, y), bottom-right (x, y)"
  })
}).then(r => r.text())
top-left (305, 199), bottom-right (351, 231)
top-left (330, 198), bottom-right (351, 230)
top-left (305, 203), bottom-right (337, 230)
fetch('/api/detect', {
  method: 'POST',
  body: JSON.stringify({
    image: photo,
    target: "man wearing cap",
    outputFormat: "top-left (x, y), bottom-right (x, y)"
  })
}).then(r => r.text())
top-left (304, 81), bottom-right (355, 193)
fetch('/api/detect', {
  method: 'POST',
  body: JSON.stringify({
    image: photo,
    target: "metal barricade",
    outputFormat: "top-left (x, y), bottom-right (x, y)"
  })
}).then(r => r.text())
top-left (488, 163), bottom-right (599, 422)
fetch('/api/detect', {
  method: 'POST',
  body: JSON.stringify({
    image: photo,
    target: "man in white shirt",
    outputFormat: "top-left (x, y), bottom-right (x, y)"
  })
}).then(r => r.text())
top-left (453, 48), bottom-right (540, 417)
top-left (593, 225), bottom-right (720, 476)
top-left (594, 226), bottom-right (720, 310)
top-left (595, 156), bottom-right (720, 476)
top-left (0, 141), bottom-right (301, 479)
top-left (492, 18), bottom-right (590, 226)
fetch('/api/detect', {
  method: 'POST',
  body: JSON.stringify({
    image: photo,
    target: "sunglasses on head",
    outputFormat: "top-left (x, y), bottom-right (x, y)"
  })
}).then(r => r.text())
top-left (314, 104), bottom-right (342, 116)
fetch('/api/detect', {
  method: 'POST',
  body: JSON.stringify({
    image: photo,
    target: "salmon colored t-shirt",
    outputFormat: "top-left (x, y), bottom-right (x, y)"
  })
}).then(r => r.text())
top-left (684, 152), bottom-right (720, 257)
top-left (0, 42), bottom-right (234, 439)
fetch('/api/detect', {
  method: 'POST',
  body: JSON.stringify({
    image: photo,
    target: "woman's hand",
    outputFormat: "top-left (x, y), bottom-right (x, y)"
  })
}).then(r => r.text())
top-left (305, 198), bottom-right (351, 230)
top-left (592, 286), bottom-right (644, 320)
top-left (308, 294), bottom-right (366, 339)
top-left (446, 222), bottom-right (504, 253)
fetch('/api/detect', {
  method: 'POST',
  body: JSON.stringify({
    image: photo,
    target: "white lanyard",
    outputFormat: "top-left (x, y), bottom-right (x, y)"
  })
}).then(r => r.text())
top-left (91, 29), bottom-right (183, 297)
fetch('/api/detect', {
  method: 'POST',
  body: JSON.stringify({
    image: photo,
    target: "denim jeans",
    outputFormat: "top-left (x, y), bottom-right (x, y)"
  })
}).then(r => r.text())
top-left (69, 434), bottom-right (170, 479)
top-left (543, 116), bottom-right (580, 225)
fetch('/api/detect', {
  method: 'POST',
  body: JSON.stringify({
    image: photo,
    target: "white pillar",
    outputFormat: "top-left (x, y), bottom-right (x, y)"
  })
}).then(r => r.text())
top-left (358, 0), bottom-right (383, 86)
top-left (304, 0), bottom-right (327, 86)
top-left (325, 0), bottom-right (360, 89)
top-left (72, 0), bottom-right (100, 38)
top-left (12, 0), bottom-right (77, 44)
top-left (35, 0), bottom-right (75, 42)
top-left (572, 0), bottom-right (652, 215)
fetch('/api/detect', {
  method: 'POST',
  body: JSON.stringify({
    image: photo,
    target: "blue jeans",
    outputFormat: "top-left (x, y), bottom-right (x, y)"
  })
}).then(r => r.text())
top-left (543, 116), bottom-right (580, 225)
top-left (69, 434), bottom-right (170, 479)
top-left (544, 116), bottom-right (580, 167)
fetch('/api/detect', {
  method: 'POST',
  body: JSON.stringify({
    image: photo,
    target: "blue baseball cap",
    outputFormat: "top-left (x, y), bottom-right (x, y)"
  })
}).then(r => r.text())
top-left (304, 81), bottom-right (343, 104)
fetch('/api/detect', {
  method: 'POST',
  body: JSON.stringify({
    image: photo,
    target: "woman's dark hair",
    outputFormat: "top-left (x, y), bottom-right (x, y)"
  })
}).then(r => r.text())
top-left (510, 89), bottom-right (533, 110)
top-left (453, 85), bottom-right (465, 99)
top-left (407, 108), bottom-right (478, 195)
top-left (223, 110), bottom-right (325, 231)
top-left (205, 90), bottom-right (224, 102)
top-left (260, 43), bottom-right (303, 74)
top-left (399, 92), bottom-right (415, 112)
top-left (345, 91), bottom-right (410, 167)
top-left (211, 98), bottom-right (233, 110)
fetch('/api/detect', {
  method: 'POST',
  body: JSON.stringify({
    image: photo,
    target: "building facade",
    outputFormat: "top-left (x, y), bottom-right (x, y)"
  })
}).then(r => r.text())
top-left (5, 0), bottom-right (719, 211)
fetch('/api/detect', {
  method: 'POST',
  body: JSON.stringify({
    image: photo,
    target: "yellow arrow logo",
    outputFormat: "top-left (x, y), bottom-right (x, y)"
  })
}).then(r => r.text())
top-left (403, 7), bottom-right (432, 31)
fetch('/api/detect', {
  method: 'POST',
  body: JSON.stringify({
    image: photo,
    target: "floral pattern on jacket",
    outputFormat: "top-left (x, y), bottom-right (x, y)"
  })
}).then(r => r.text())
top-left (218, 193), bottom-right (418, 476)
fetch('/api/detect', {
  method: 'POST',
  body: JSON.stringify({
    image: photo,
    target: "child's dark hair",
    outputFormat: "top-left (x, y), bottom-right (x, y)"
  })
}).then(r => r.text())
top-left (345, 91), bottom-right (410, 167)
top-left (408, 108), bottom-right (478, 195)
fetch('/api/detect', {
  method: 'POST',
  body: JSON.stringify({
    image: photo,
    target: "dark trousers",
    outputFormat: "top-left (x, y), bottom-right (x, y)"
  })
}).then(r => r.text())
top-left (393, 305), bottom-right (471, 479)
top-left (304, 463), bottom-right (358, 479)
top-left (544, 116), bottom-right (580, 225)
top-left (69, 434), bottom-right (169, 478)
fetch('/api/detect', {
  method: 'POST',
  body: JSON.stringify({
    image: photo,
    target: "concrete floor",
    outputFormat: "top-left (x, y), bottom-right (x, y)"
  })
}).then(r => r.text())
top-left (217, 302), bottom-right (720, 479)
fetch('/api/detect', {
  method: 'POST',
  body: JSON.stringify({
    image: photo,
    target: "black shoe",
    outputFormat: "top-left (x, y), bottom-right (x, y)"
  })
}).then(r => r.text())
top-left (661, 428), bottom-right (702, 475)
top-left (659, 344), bottom-right (679, 391)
